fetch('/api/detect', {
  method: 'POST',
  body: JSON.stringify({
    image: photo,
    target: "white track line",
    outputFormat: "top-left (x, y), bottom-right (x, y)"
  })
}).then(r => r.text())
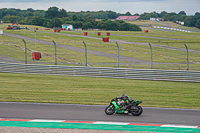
top-left (29, 119), bottom-right (65, 122)
top-left (93, 121), bottom-right (129, 125)
top-left (161, 124), bottom-right (198, 128)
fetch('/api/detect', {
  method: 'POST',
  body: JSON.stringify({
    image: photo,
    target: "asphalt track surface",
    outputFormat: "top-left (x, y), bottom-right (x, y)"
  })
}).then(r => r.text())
top-left (0, 102), bottom-right (200, 126)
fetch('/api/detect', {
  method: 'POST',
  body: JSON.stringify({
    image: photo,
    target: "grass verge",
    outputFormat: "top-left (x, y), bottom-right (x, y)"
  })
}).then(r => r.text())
top-left (0, 72), bottom-right (199, 109)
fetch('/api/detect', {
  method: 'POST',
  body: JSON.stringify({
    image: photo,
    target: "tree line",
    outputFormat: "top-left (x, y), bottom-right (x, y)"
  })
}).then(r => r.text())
top-left (0, 7), bottom-right (141, 31)
top-left (0, 7), bottom-right (200, 29)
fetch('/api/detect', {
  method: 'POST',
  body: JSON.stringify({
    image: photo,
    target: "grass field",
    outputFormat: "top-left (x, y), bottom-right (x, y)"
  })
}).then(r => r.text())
top-left (0, 72), bottom-right (199, 109)
top-left (0, 21), bottom-right (200, 109)
top-left (0, 22), bottom-right (200, 70)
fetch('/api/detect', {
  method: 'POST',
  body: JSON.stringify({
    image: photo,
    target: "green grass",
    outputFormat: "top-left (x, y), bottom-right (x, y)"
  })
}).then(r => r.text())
top-left (0, 22), bottom-right (200, 70)
top-left (128, 20), bottom-right (167, 27)
top-left (0, 72), bottom-right (199, 109)
top-left (0, 33), bottom-right (125, 66)
top-left (128, 20), bottom-right (200, 32)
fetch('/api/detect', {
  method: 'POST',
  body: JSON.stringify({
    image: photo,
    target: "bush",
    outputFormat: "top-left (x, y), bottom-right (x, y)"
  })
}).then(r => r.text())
top-left (119, 23), bottom-right (141, 31)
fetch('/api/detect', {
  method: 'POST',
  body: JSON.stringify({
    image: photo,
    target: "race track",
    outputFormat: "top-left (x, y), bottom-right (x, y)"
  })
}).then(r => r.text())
top-left (0, 102), bottom-right (199, 126)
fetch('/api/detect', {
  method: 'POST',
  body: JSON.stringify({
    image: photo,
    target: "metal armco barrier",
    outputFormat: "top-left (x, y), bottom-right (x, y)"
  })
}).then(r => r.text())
top-left (0, 63), bottom-right (200, 82)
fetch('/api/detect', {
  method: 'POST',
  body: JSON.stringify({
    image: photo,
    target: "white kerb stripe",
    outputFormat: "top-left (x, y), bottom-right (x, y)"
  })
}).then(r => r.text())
top-left (93, 121), bottom-right (129, 125)
top-left (29, 119), bottom-right (65, 122)
top-left (161, 124), bottom-right (198, 128)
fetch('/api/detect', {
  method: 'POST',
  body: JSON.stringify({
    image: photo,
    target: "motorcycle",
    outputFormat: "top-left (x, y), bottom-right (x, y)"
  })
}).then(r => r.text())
top-left (105, 97), bottom-right (143, 116)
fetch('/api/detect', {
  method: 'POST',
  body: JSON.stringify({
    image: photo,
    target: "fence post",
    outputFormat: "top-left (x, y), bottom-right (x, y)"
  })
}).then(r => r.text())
top-left (116, 42), bottom-right (119, 68)
top-left (149, 43), bottom-right (153, 69)
top-left (83, 41), bottom-right (87, 67)
top-left (22, 39), bottom-right (27, 64)
top-left (52, 40), bottom-right (57, 65)
top-left (34, 30), bottom-right (36, 50)
top-left (184, 44), bottom-right (189, 71)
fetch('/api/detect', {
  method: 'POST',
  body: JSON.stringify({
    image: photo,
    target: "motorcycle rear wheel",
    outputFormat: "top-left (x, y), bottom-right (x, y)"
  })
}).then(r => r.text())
top-left (131, 106), bottom-right (143, 116)
top-left (105, 105), bottom-right (115, 115)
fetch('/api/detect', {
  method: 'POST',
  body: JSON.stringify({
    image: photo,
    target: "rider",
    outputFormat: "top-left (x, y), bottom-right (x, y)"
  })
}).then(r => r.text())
top-left (116, 94), bottom-right (134, 109)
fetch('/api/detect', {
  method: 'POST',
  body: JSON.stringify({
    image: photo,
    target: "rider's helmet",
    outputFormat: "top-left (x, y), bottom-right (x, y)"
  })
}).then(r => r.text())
top-left (120, 94), bottom-right (126, 98)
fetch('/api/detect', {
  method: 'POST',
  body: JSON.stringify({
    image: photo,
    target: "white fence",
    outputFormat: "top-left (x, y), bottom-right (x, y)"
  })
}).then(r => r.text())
top-left (153, 26), bottom-right (191, 32)
top-left (0, 63), bottom-right (200, 82)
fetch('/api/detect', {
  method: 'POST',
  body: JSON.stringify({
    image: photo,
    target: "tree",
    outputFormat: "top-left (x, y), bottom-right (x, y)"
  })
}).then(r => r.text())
top-left (133, 13), bottom-right (139, 16)
top-left (163, 12), bottom-right (176, 21)
top-left (159, 11), bottom-right (167, 17)
top-left (33, 10), bottom-right (45, 17)
top-left (45, 6), bottom-right (59, 19)
top-left (195, 12), bottom-right (200, 16)
top-left (29, 16), bottom-right (45, 26)
top-left (45, 7), bottom-right (68, 19)
top-left (195, 19), bottom-right (200, 28)
top-left (178, 11), bottom-right (186, 15)
top-left (27, 8), bottom-right (34, 13)
top-left (188, 16), bottom-right (198, 27)
top-left (107, 11), bottom-right (117, 19)
top-left (131, 24), bottom-right (142, 31)
top-left (103, 20), bottom-right (119, 30)
top-left (84, 15), bottom-right (96, 25)
top-left (170, 15), bottom-right (179, 22)
top-left (125, 12), bottom-right (132, 16)
top-left (82, 22), bottom-right (93, 29)
top-left (120, 23), bottom-right (131, 31)
top-left (183, 16), bottom-right (192, 26)
top-left (72, 14), bottom-right (78, 21)
top-left (119, 23), bottom-right (141, 31)
top-left (58, 8), bottom-right (68, 18)
top-left (45, 17), bottom-right (62, 28)
top-left (179, 15), bottom-right (187, 21)
top-left (3, 15), bottom-right (21, 23)
top-left (73, 21), bottom-right (83, 28)
top-left (27, 12), bottom-right (33, 16)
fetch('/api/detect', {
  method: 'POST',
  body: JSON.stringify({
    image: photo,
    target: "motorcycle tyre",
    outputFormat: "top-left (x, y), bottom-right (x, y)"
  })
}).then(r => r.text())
top-left (105, 105), bottom-right (115, 115)
top-left (131, 106), bottom-right (143, 116)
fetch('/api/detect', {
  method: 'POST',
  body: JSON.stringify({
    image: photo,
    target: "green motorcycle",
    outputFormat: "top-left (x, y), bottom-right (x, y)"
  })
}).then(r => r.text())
top-left (105, 97), bottom-right (143, 116)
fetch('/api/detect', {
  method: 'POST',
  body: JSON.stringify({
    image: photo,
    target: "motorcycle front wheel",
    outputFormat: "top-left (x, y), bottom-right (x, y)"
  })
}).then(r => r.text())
top-left (131, 106), bottom-right (143, 116)
top-left (105, 105), bottom-right (115, 115)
